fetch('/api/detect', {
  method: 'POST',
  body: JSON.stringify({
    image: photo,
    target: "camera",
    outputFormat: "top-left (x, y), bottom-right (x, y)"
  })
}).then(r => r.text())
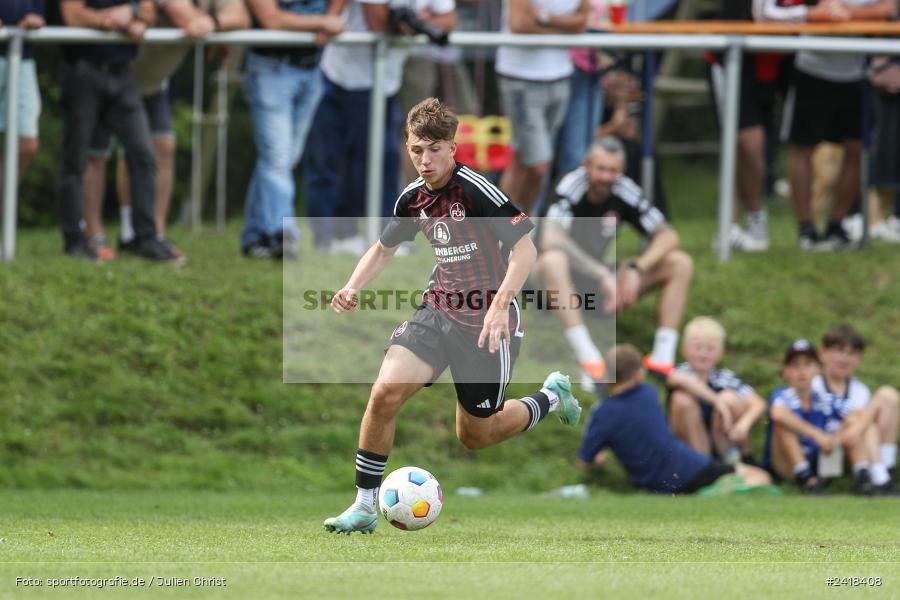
top-left (389, 7), bottom-right (449, 46)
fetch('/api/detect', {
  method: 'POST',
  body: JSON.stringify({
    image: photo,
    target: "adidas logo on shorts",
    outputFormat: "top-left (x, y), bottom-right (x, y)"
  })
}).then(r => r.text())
top-left (476, 399), bottom-right (491, 409)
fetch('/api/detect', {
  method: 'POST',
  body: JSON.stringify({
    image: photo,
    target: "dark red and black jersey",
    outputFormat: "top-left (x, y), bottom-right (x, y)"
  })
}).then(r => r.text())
top-left (380, 163), bottom-right (533, 332)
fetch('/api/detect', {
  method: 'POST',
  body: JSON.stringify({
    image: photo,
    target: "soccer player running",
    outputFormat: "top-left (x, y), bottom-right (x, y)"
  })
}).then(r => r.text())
top-left (324, 98), bottom-right (582, 534)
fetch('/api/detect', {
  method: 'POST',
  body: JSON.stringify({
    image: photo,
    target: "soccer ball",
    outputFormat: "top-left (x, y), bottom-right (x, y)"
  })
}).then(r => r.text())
top-left (378, 466), bottom-right (443, 530)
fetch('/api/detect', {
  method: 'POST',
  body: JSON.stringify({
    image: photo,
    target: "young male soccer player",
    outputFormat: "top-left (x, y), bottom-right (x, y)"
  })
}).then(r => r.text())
top-left (812, 324), bottom-right (899, 493)
top-left (577, 344), bottom-right (772, 494)
top-left (666, 317), bottom-right (767, 462)
top-left (323, 98), bottom-right (583, 534)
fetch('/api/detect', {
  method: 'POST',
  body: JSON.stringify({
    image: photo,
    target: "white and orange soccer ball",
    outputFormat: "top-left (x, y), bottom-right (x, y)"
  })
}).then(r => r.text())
top-left (378, 466), bottom-right (443, 531)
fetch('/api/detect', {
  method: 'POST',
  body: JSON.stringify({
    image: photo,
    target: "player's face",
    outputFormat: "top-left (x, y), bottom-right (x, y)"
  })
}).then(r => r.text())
top-left (819, 344), bottom-right (862, 381)
top-left (584, 147), bottom-right (625, 201)
top-left (407, 135), bottom-right (457, 188)
top-left (783, 356), bottom-right (820, 392)
top-left (682, 334), bottom-right (723, 373)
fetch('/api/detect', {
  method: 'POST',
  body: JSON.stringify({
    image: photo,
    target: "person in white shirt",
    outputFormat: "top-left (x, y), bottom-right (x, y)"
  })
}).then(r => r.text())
top-left (495, 0), bottom-right (588, 214)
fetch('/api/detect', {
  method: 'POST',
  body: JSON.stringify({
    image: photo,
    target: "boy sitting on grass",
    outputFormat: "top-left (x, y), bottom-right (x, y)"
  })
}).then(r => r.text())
top-left (576, 344), bottom-right (772, 494)
top-left (666, 317), bottom-right (767, 463)
top-left (764, 340), bottom-right (837, 494)
top-left (812, 324), bottom-right (899, 494)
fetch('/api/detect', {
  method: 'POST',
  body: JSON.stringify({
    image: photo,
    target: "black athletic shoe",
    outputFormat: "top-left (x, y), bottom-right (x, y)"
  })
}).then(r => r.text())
top-left (65, 240), bottom-right (98, 260)
top-left (118, 236), bottom-right (137, 253)
top-left (242, 244), bottom-right (272, 258)
top-left (798, 223), bottom-right (820, 251)
top-left (853, 469), bottom-right (875, 496)
top-left (818, 222), bottom-right (853, 251)
top-left (125, 237), bottom-right (183, 263)
top-left (270, 229), bottom-right (299, 261)
top-left (795, 469), bottom-right (826, 495)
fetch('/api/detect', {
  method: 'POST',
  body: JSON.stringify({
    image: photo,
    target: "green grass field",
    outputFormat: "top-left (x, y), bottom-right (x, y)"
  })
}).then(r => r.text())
top-left (2, 490), bottom-right (899, 599)
top-left (3, 158), bottom-right (900, 598)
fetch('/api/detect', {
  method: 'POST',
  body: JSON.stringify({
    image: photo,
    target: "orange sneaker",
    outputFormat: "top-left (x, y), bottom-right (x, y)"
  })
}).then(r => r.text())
top-left (580, 360), bottom-right (607, 381)
top-left (642, 355), bottom-right (674, 378)
top-left (87, 234), bottom-right (117, 262)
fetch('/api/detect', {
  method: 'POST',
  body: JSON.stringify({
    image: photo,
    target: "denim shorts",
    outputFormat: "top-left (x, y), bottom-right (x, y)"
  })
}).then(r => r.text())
top-left (0, 57), bottom-right (42, 138)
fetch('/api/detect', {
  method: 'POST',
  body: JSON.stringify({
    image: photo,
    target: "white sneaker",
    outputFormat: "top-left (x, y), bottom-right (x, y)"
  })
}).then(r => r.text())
top-left (744, 210), bottom-right (770, 251)
top-left (842, 214), bottom-right (864, 242)
top-left (330, 235), bottom-right (367, 257)
top-left (886, 215), bottom-right (900, 234)
top-left (712, 224), bottom-right (768, 253)
top-left (871, 221), bottom-right (900, 243)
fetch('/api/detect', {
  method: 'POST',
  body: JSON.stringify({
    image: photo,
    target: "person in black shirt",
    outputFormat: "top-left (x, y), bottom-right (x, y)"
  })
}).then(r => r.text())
top-left (323, 98), bottom-right (584, 535)
top-left (58, 0), bottom-right (178, 262)
top-left (533, 135), bottom-right (693, 389)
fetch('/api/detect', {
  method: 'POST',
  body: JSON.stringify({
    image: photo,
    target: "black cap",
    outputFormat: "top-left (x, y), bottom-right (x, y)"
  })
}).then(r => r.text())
top-left (784, 339), bottom-right (820, 365)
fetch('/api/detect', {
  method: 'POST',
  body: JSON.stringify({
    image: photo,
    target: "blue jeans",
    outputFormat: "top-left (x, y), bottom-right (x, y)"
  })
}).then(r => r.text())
top-left (303, 77), bottom-right (401, 249)
top-left (241, 52), bottom-right (324, 249)
top-left (555, 68), bottom-right (604, 175)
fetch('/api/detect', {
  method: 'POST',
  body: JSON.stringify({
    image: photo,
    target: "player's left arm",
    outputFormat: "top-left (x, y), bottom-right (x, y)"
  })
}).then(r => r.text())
top-left (478, 235), bottom-right (537, 353)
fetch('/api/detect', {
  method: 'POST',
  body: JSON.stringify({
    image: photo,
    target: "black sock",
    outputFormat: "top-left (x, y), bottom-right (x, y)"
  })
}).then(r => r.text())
top-left (826, 219), bottom-right (844, 235)
top-left (521, 392), bottom-right (551, 432)
top-left (355, 448), bottom-right (388, 489)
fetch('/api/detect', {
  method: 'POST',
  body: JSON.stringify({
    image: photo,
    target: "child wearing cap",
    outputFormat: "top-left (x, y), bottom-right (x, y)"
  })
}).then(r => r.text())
top-left (764, 340), bottom-right (834, 494)
top-left (812, 324), bottom-right (899, 494)
top-left (666, 317), bottom-right (767, 463)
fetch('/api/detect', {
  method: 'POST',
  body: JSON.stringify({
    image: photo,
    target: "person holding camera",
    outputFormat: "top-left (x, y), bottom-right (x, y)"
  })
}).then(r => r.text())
top-left (303, 0), bottom-right (457, 256)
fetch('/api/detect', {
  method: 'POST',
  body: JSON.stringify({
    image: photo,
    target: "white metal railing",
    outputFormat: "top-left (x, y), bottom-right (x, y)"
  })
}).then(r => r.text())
top-left (4, 26), bottom-right (900, 261)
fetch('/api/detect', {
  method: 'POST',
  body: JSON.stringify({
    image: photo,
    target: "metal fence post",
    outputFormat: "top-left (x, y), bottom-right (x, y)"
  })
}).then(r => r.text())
top-left (216, 64), bottom-right (228, 233)
top-left (190, 42), bottom-right (205, 233)
top-left (641, 50), bottom-right (657, 207)
top-left (716, 39), bottom-right (742, 262)
top-left (365, 37), bottom-right (388, 245)
top-left (2, 30), bottom-right (24, 261)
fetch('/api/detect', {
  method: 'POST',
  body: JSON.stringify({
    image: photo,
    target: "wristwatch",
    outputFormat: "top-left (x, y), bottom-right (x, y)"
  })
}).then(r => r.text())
top-left (536, 9), bottom-right (551, 25)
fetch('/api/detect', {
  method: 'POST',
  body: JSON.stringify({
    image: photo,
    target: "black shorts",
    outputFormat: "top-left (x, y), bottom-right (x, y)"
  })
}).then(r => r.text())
top-left (783, 70), bottom-right (862, 146)
top-left (386, 305), bottom-right (522, 418)
top-left (710, 62), bottom-right (780, 131)
top-left (681, 460), bottom-right (735, 494)
top-left (88, 89), bottom-right (174, 157)
top-left (872, 91), bottom-right (900, 186)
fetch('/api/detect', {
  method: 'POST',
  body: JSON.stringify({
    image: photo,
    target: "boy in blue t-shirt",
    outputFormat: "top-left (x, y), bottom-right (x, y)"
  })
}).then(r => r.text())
top-left (577, 344), bottom-right (772, 494)
top-left (764, 340), bottom-right (833, 494)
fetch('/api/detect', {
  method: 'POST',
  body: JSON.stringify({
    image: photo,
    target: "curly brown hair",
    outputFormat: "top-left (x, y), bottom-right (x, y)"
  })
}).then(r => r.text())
top-left (404, 97), bottom-right (458, 142)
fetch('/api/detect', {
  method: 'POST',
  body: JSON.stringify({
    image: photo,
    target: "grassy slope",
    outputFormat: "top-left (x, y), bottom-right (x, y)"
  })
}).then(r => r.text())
top-left (1, 490), bottom-right (899, 599)
top-left (1, 158), bottom-right (899, 492)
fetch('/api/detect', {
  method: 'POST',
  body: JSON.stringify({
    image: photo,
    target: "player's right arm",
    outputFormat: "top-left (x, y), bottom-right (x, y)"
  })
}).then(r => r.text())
top-left (770, 404), bottom-right (834, 452)
top-left (331, 241), bottom-right (401, 313)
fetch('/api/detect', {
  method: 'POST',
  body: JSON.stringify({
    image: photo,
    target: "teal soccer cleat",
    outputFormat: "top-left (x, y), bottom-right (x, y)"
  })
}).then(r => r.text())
top-left (323, 502), bottom-right (377, 535)
top-left (543, 371), bottom-right (582, 426)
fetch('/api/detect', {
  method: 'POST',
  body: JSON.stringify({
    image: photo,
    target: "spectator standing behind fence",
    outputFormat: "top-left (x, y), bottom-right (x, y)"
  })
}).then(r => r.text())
top-left (552, 0), bottom-right (607, 179)
top-left (239, 0), bottom-right (344, 259)
top-left (755, 0), bottom-right (895, 250)
top-left (863, 56), bottom-right (900, 242)
top-left (495, 0), bottom-right (588, 215)
top-left (57, 0), bottom-right (177, 261)
top-left (304, 0), bottom-right (457, 256)
top-left (533, 136), bottom-right (693, 391)
top-left (0, 2), bottom-right (46, 199)
top-left (81, 0), bottom-right (250, 262)
top-left (666, 317), bottom-right (767, 463)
